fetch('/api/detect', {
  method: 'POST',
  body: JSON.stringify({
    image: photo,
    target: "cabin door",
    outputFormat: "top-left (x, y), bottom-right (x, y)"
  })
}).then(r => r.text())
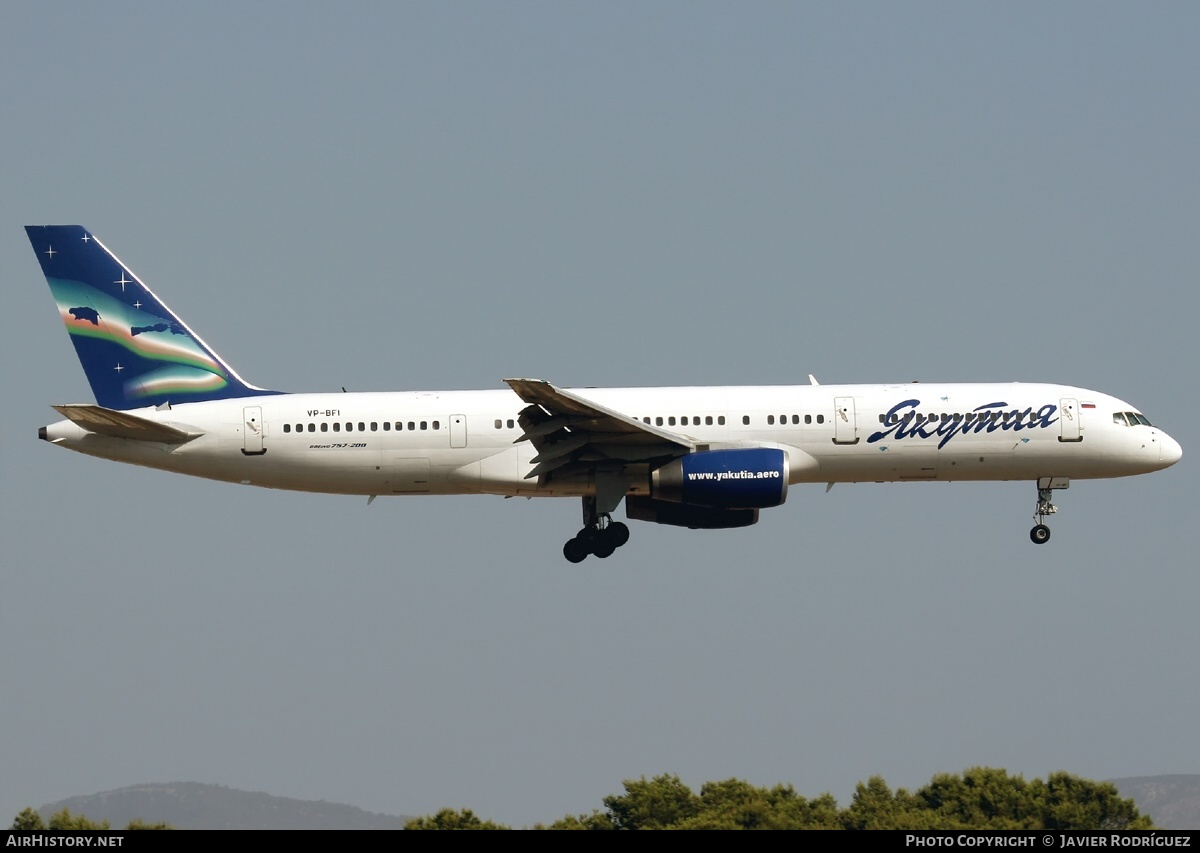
top-left (1059, 398), bottom-right (1082, 442)
top-left (450, 414), bottom-right (467, 448)
top-left (833, 397), bottom-right (859, 445)
top-left (242, 406), bottom-right (265, 455)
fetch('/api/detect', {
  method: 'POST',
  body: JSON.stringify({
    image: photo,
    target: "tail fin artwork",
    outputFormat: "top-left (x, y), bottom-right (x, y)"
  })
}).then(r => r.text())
top-left (26, 225), bottom-right (279, 410)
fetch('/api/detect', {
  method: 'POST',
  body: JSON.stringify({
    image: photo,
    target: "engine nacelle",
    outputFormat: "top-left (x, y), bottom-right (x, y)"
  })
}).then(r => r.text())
top-left (625, 496), bottom-right (759, 529)
top-left (651, 448), bottom-right (789, 508)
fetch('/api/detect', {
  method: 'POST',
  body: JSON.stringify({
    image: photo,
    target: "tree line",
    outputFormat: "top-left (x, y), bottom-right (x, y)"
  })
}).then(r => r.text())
top-left (405, 768), bottom-right (1153, 830)
top-left (11, 808), bottom-right (170, 830)
top-left (11, 767), bottom-right (1152, 830)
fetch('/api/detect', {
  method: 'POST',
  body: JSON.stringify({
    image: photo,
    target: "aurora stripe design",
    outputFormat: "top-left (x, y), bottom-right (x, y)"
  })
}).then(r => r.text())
top-left (126, 366), bottom-right (230, 398)
top-left (50, 277), bottom-right (228, 381)
top-left (28, 224), bottom-right (280, 410)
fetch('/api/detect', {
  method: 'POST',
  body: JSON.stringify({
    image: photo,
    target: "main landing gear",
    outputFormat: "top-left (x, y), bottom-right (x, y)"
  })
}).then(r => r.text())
top-left (1029, 477), bottom-right (1068, 545)
top-left (563, 496), bottom-right (631, 563)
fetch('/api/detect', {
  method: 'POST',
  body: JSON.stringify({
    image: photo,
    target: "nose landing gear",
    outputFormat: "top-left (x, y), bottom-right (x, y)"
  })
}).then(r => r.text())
top-left (1029, 477), bottom-right (1068, 545)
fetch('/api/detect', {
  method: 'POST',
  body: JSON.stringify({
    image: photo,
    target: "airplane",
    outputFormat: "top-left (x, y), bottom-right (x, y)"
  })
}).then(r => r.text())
top-left (27, 225), bottom-right (1182, 562)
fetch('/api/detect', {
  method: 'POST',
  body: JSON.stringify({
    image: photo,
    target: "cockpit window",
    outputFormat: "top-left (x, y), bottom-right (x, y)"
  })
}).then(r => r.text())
top-left (1114, 411), bottom-right (1154, 427)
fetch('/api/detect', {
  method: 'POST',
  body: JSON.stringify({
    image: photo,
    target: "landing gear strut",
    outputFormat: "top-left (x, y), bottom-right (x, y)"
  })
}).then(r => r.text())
top-left (1029, 477), bottom-right (1067, 545)
top-left (563, 496), bottom-right (631, 563)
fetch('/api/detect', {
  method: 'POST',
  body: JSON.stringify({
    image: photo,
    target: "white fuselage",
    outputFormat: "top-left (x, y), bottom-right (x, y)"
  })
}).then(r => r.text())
top-left (40, 382), bottom-right (1182, 498)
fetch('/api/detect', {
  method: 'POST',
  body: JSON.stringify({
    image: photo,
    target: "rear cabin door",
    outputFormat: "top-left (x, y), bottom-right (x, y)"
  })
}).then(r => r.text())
top-left (242, 406), bottom-right (265, 455)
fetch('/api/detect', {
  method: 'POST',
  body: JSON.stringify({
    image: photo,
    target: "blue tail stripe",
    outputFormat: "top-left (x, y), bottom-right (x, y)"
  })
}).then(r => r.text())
top-left (26, 225), bottom-right (281, 410)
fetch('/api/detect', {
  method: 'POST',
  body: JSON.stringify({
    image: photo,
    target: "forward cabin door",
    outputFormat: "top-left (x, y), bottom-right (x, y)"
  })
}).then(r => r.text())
top-left (1059, 398), bottom-right (1082, 442)
top-left (833, 397), bottom-right (859, 445)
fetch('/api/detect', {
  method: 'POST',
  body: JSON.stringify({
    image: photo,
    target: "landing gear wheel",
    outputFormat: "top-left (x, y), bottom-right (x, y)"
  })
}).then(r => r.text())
top-left (606, 521), bottom-right (630, 548)
top-left (1030, 524), bottom-right (1051, 545)
top-left (562, 497), bottom-right (632, 561)
top-left (563, 537), bottom-right (589, 563)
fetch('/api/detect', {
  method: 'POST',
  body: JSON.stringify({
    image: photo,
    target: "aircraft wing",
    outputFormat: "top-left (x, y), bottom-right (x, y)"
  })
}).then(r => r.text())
top-left (51, 404), bottom-right (199, 444)
top-left (504, 378), bottom-right (693, 482)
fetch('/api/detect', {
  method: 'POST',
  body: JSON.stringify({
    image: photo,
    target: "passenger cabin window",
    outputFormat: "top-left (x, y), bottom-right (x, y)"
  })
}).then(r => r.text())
top-left (742, 415), bottom-right (750, 425)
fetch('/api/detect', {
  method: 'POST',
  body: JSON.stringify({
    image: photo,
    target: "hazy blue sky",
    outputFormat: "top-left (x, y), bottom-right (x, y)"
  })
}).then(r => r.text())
top-left (2, 1), bottom-right (1195, 827)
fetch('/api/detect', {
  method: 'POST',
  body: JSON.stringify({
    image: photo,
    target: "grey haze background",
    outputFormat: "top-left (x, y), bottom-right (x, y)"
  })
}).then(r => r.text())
top-left (2, 1), bottom-right (1195, 828)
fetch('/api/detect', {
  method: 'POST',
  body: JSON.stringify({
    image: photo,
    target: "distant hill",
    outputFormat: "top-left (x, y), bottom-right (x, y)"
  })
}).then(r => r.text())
top-left (40, 783), bottom-right (410, 830)
top-left (1111, 776), bottom-right (1200, 830)
top-left (37, 775), bottom-right (1199, 829)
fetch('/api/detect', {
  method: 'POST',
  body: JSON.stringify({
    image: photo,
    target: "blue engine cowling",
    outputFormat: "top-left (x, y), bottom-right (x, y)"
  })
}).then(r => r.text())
top-left (651, 448), bottom-right (789, 508)
top-left (625, 497), bottom-right (759, 529)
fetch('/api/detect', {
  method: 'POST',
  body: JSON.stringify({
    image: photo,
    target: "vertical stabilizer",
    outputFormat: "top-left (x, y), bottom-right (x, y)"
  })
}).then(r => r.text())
top-left (26, 225), bottom-right (280, 410)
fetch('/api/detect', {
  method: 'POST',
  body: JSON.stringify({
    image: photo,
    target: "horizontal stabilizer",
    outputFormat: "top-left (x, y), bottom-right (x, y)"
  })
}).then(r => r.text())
top-left (52, 404), bottom-right (199, 444)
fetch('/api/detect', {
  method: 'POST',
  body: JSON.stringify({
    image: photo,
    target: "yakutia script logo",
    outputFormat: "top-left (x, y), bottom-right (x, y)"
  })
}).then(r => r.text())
top-left (867, 399), bottom-right (1059, 450)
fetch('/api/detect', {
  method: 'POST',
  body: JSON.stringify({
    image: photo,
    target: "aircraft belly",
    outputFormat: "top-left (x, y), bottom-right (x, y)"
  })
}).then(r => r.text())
top-left (447, 444), bottom-right (538, 496)
top-left (815, 443), bottom-right (939, 482)
top-left (177, 431), bottom-right (391, 493)
top-left (938, 439), bottom-right (1016, 480)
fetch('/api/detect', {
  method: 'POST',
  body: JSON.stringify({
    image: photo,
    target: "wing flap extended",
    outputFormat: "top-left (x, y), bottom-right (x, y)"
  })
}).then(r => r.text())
top-left (52, 404), bottom-right (199, 444)
top-left (505, 378), bottom-right (694, 449)
top-left (505, 378), bottom-right (692, 485)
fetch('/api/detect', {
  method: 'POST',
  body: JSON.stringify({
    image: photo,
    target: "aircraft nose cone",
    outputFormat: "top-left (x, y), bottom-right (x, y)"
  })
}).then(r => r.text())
top-left (1159, 433), bottom-right (1182, 467)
